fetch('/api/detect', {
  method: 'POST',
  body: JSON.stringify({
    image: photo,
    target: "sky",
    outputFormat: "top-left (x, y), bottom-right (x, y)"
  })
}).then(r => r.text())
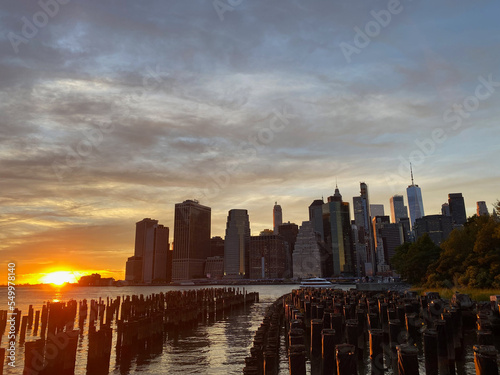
top-left (1, 0), bottom-right (499, 283)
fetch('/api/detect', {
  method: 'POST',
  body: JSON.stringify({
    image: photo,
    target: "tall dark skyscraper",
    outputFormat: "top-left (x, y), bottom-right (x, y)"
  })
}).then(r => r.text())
top-left (308, 199), bottom-right (325, 240)
top-left (323, 186), bottom-right (354, 276)
top-left (353, 182), bottom-right (375, 276)
top-left (406, 166), bottom-right (424, 229)
top-left (273, 202), bottom-right (282, 234)
top-left (448, 193), bottom-right (467, 225)
top-left (172, 200), bottom-right (211, 280)
top-left (278, 222), bottom-right (299, 278)
top-left (125, 218), bottom-right (171, 283)
top-left (224, 209), bottom-right (250, 278)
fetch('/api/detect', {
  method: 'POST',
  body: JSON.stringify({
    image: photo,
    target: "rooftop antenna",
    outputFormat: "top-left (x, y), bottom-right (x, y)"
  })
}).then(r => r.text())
top-left (410, 163), bottom-right (414, 185)
top-left (335, 177), bottom-right (338, 189)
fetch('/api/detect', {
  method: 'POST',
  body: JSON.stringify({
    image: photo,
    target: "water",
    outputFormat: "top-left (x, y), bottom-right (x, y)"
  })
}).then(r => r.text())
top-left (0, 285), bottom-right (492, 374)
top-left (0, 284), bottom-right (294, 374)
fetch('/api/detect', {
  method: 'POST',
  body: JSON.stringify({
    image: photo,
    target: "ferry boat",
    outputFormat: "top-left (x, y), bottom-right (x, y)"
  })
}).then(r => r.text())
top-left (299, 277), bottom-right (333, 289)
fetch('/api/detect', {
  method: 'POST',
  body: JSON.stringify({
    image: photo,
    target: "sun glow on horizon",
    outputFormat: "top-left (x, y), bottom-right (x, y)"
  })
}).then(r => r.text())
top-left (40, 271), bottom-right (79, 286)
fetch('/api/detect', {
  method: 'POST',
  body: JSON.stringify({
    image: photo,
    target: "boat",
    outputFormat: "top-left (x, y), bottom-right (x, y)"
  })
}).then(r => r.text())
top-left (299, 277), bottom-right (333, 289)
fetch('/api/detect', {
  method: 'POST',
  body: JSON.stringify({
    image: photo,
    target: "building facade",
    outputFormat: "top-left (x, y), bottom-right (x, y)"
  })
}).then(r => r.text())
top-left (248, 235), bottom-right (286, 279)
top-left (448, 193), bottom-right (467, 226)
top-left (390, 195), bottom-right (408, 224)
top-left (406, 170), bottom-right (424, 229)
top-left (323, 186), bottom-right (354, 276)
top-left (477, 201), bottom-right (489, 216)
top-left (172, 200), bottom-right (211, 280)
top-left (414, 214), bottom-right (453, 245)
top-left (273, 202), bottom-right (283, 234)
top-left (224, 209), bottom-right (250, 278)
top-left (278, 222), bottom-right (299, 278)
top-left (292, 221), bottom-right (328, 278)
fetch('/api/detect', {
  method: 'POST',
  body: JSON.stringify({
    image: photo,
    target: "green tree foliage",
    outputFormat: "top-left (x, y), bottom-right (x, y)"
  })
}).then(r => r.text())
top-left (425, 214), bottom-right (500, 288)
top-left (391, 234), bottom-right (441, 285)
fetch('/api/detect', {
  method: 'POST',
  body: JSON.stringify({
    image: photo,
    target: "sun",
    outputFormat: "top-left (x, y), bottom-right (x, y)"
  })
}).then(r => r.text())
top-left (40, 271), bottom-right (78, 286)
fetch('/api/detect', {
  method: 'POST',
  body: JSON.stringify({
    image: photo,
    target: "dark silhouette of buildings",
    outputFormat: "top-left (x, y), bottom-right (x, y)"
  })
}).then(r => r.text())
top-left (172, 200), bottom-right (211, 280)
top-left (448, 193), bottom-right (467, 226)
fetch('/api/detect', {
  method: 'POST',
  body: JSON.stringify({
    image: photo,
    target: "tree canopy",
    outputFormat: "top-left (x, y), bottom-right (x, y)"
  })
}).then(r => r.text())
top-left (391, 234), bottom-right (441, 285)
top-left (391, 213), bottom-right (500, 288)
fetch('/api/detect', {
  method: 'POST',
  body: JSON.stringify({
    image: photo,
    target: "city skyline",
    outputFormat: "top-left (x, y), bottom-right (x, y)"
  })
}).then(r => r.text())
top-left (1, 1), bottom-right (499, 283)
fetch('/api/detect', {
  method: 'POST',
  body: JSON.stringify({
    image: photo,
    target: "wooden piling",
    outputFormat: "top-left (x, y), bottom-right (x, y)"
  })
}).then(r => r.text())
top-left (397, 344), bottom-right (419, 375)
top-left (473, 345), bottom-right (499, 375)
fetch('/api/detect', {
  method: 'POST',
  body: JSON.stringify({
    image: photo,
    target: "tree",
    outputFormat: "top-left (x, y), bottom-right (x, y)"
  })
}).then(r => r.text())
top-left (425, 214), bottom-right (500, 288)
top-left (391, 234), bottom-right (440, 285)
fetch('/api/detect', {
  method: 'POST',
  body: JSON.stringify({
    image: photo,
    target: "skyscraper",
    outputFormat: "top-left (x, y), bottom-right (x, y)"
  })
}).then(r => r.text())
top-left (125, 218), bottom-right (171, 283)
top-left (353, 182), bottom-right (375, 275)
top-left (372, 216), bottom-right (404, 270)
top-left (477, 201), bottom-right (489, 216)
top-left (224, 209), bottom-right (250, 278)
top-left (442, 203), bottom-right (451, 216)
top-left (308, 199), bottom-right (325, 240)
top-left (248, 235), bottom-right (286, 279)
top-left (414, 214), bottom-right (453, 245)
top-left (172, 200), bottom-right (211, 280)
top-left (370, 204), bottom-right (385, 218)
top-left (293, 221), bottom-right (328, 278)
top-left (278, 222), bottom-right (299, 278)
top-left (448, 193), bottom-right (467, 225)
top-left (273, 202), bottom-right (282, 234)
top-left (390, 195), bottom-right (408, 224)
top-left (323, 186), bottom-right (354, 276)
top-left (406, 166), bottom-right (424, 229)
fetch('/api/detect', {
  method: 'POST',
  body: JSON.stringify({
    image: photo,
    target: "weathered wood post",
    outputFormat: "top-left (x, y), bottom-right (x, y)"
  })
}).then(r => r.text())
top-left (321, 329), bottom-right (337, 375)
top-left (336, 343), bottom-right (356, 375)
top-left (423, 328), bottom-right (438, 375)
top-left (474, 345), bottom-right (499, 375)
top-left (396, 344), bottom-right (419, 375)
top-left (369, 328), bottom-right (384, 375)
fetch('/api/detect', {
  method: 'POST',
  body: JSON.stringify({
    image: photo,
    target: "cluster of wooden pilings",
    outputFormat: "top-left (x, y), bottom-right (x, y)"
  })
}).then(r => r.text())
top-left (0, 287), bottom-right (258, 375)
top-left (282, 288), bottom-right (499, 375)
top-left (243, 295), bottom-right (286, 375)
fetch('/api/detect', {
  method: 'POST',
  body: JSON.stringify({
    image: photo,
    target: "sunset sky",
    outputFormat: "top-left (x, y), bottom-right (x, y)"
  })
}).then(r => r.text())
top-left (1, 1), bottom-right (499, 283)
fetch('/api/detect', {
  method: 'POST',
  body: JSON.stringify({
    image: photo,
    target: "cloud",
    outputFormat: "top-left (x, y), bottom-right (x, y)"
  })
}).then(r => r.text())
top-left (1, 0), bottom-right (499, 281)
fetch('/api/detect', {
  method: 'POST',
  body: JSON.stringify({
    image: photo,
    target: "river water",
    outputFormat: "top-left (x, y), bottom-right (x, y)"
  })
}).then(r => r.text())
top-left (0, 284), bottom-right (490, 374)
top-left (0, 284), bottom-right (296, 374)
